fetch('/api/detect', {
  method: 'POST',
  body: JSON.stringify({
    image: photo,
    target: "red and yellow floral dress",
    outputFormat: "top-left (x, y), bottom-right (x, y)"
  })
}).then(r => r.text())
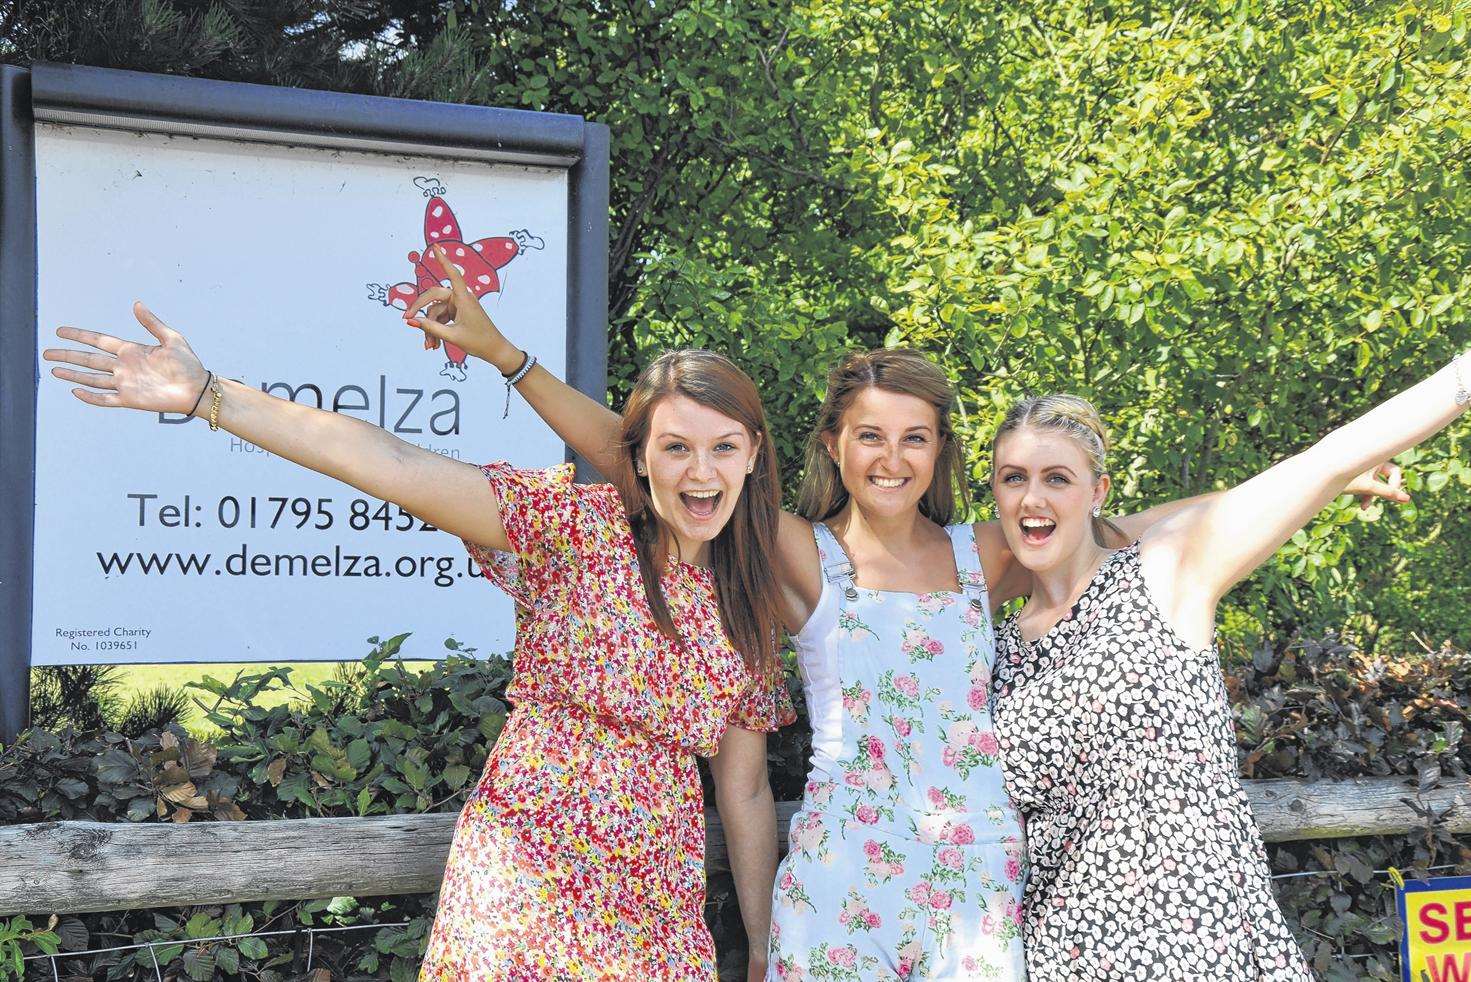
top-left (419, 462), bottom-right (794, 981)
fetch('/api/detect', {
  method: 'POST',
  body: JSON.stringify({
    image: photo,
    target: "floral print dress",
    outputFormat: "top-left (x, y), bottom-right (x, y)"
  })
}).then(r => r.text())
top-left (991, 544), bottom-right (1314, 980)
top-left (769, 522), bottom-right (1027, 981)
top-left (420, 463), bottom-right (795, 981)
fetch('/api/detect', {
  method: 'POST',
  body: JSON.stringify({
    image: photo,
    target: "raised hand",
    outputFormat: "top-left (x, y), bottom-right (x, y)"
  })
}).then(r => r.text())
top-left (42, 302), bottom-right (210, 415)
top-left (403, 244), bottom-right (520, 372)
top-left (1344, 461), bottom-right (1410, 510)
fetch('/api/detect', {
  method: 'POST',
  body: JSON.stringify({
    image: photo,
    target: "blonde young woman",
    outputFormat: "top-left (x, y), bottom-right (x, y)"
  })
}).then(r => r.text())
top-left (985, 365), bottom-right (1464, 980)
top-left (390, 276), bottom-right (1406, 979)
top-left (42, 256), bottom-right (794, 980)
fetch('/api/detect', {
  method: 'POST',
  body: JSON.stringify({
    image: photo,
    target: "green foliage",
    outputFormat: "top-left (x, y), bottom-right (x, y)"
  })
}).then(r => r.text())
top-left (5, 0), bottom-right (1468, 650)
top-left (381, 0), bottom-right (1471, 654)
top-left (5, 634), bottom-right (1470, 978)
top-left (28, 665), bottom-right (121, 733)
top-left (193, 634), bottom-right (507, 818)
top-left (0, 0), bottom-right (384, 91)
top-left (30, 665), bottom-right (193, 737)
top-left (0, 917), bottom-right (58, 982)
top-left (2, 635), bottom-right (499, 981)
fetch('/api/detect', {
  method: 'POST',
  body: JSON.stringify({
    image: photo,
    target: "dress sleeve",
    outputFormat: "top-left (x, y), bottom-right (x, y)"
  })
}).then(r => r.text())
top-left (462, 461), bottom-right (580, 609)
top-left (726, 654), bottom-right (797, 733)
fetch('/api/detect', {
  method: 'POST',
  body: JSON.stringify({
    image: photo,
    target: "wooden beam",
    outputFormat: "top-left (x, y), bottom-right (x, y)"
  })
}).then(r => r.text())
top-left (1, 776), bottom-right (1463, 915)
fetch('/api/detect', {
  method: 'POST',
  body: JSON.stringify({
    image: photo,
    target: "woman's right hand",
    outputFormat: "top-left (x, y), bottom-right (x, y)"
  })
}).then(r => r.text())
top-left (403, 244), bottom-right (522, 373)
top-left (42, 302), bottom-right (209, 415)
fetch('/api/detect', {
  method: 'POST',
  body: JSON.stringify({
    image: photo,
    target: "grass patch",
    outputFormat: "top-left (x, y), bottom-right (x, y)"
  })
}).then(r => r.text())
top-left (39, 662), bottom-right (436, 738)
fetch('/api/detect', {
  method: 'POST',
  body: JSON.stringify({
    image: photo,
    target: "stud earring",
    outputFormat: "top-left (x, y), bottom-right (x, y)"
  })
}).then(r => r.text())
top-left (1091, 505), bottom-right (1102, 517)
top-left (636, 463), bottom-right (647, 477)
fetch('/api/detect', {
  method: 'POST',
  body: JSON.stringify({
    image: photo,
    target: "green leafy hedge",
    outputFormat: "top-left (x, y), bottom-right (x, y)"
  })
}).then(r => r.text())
top-left (4, 632), bottom-right (1468, 980)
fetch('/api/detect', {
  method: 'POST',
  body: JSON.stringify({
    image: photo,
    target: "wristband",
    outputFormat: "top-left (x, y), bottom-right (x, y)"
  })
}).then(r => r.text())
top-left (503, 351), bottom-right (537, 419)
top-left (187, 372), bottom-right (213, 419)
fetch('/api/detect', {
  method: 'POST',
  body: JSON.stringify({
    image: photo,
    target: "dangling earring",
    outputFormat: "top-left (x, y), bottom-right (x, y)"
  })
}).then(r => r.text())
top-left (746, 460), bottom-right (755, 474)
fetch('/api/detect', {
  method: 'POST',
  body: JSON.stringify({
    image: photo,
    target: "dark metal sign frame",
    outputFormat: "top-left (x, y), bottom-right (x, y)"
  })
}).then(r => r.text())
top-left (0, 63), bottom-right (610, 743)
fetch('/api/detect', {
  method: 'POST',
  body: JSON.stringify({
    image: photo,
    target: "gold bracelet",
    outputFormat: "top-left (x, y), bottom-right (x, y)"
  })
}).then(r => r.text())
top-left (207, 377), bottom-right (224, 431)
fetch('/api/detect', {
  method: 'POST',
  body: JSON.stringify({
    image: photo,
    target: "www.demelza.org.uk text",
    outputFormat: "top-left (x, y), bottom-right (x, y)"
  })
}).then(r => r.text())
top-left (96, 543), bottom-right (481, 588)
top-left (93, 490), bottom-right (486, 588)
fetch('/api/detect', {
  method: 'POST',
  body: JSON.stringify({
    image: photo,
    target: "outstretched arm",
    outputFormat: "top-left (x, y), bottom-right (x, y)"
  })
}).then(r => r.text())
top-left (44, 302), bottom-right (509, 549)
top-left (1107, 465), bottom-right (1404, 545)
top-left (1161, 352), bottom-right (1468, 605)
top-left (709, 725), bottom-right (779, 981)
top-left (409, 254), bottom-right (833, 629)
top-left (407, 246), bottom-right (625, 480)
top-left (978, 469), bottom-right (1403, 606)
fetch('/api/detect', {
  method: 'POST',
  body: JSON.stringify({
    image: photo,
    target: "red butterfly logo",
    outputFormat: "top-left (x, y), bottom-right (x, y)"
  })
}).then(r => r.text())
top-left (370, 179), bottom-right (544, 381)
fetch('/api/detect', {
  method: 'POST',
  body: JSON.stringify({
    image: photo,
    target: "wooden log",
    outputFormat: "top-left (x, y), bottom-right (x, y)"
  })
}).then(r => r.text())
top-left (0, 813), bottom-right (456, 915)
top-left (1248, 775), bottom-right (1469, 842)
top-left (1, 776), bottom-right (1465, 915)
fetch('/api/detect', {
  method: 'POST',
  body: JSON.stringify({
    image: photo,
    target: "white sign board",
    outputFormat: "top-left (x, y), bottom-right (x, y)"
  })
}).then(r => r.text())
top-left (31, 122), bottom-right (569, 664)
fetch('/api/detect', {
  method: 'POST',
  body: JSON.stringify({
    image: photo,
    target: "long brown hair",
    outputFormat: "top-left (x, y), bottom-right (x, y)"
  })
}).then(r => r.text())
top-left (990, 393), bottom-right (1126, 547)
top-left (613, 350), bottom-right (783, 670)
top-left (796, 348), bottom-right (970, 525)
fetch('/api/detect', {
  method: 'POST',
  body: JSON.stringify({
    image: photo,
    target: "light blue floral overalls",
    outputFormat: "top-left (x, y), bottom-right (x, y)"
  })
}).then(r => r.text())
top-left (768, 522), bottom-right (1028, 981)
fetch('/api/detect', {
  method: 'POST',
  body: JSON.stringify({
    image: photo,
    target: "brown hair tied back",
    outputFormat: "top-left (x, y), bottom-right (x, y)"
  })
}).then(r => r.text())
top-left (991, 393), bottom-right (1127, 547)
top-left (614, 350), bottom-right (783, 670)
top-left (796, 348), bottom-right (970, 526)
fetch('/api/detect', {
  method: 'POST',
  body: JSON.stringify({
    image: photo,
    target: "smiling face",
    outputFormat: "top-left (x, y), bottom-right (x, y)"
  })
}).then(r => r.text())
top-left (640, 393), bottom-right (760, 565)
top-left (823, 386), bottom-right (943, 521)
top-left (992, 427), bottom-right (1111, 574)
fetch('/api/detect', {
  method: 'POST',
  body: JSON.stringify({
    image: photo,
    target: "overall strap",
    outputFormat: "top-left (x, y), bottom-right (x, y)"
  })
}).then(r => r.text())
top-left (813, 522), bottom-right (859, 601)
top-left (949, 523), bottom-right (990, 612)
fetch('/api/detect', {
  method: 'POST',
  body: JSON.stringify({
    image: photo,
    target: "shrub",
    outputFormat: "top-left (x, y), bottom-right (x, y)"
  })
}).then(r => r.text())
top-left (4, 633), bottom-right (1468, 980)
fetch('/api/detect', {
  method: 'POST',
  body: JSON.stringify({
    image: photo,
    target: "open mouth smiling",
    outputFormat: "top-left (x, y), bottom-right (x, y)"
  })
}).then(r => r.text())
top-left (680, 489), bottom-right (722, 518)
top-left (1020, 516), bottom-right (1057, 545)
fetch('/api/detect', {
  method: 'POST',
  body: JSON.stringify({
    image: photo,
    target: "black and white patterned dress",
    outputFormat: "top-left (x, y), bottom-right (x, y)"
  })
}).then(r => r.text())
top-left (991, 544), bottom-right (1314, 980)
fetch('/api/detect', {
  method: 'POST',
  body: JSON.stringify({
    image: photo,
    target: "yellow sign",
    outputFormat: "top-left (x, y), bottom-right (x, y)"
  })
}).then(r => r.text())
top-left (1400, 875), bottom-right (1471, 982)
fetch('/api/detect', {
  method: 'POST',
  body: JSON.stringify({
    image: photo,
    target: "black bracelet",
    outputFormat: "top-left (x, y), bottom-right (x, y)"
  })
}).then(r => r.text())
top-left (502, 353), bottom-right (538, 419)
top-left (500, 350), bottom-right (531, 380)
top-left (187, 372), bottom-right (213, 419)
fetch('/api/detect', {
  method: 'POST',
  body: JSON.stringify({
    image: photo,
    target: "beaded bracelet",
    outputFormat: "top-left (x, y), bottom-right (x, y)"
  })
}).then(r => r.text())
top-left (502, 350), bottom-right (538, 419)
top-left (207, 377), bottom-right (224, 431)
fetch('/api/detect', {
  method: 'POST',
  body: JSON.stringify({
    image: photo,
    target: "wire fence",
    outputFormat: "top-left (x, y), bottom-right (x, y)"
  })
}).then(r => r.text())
top-left (23, 920), bottom-right (412, 981)
top-left (18, 864), bottom-right (1460, 978)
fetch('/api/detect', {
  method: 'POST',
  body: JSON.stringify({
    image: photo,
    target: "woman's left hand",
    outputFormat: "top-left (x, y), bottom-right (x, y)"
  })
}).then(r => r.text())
top-left (1344, 461), bottom-right (1410, 510)
top-left (402, 244), bottom-right (521, 371)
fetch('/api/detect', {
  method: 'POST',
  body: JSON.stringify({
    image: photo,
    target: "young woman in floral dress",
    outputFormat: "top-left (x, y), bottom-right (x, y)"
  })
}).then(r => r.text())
top-left (986, 368), bottom-right (1457, 979)
top-left (42, 252), bottom-right (794, 980)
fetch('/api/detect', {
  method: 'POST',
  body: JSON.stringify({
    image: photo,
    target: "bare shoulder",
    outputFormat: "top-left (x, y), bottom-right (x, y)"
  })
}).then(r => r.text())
top-left (972, 519), bottom-right (1030, 606)
top-left (775, 511), bottom-right (819, 583)
top-left (972, 518), bottom-right (1008, 563)
top-left (775, 511), bottom-right (822, 631)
